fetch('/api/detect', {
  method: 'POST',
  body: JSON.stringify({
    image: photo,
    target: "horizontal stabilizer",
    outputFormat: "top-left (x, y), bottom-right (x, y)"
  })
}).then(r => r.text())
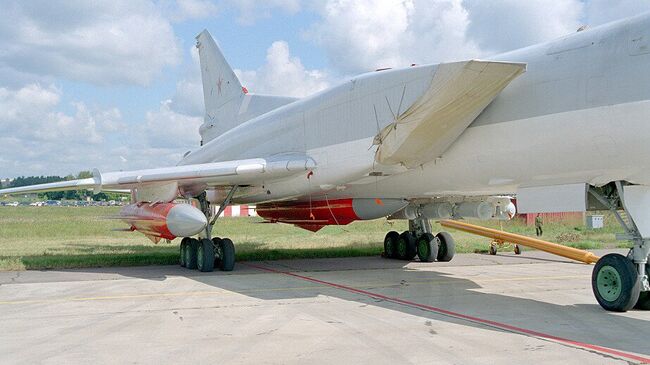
top-left (375, 60), bottom-right (526, 167)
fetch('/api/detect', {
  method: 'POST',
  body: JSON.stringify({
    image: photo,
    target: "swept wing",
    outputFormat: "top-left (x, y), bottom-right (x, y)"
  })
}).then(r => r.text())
top-left (0, 155), bottom-right (315, 196)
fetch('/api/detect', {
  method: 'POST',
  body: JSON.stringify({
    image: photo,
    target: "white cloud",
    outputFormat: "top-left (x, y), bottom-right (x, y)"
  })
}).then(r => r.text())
top-left (0, 84), bottom-right (105, 144)
top-left (235, 41), bottom-right (330, 97)
top-left (463, 0), bottom-right (584, 54)
top-left (170, 47), bottom-right (204, 117)
top-left (144, 100), bottom-right (203, 148)
top-left (0, 1), bottom-right (180, 86)
top-left (308, 0), bottom-right (480, 74)
top-left (224, 0), bottom-right (301, 25)
top-left (306, 0), bottom-right (650, 74)
top-left (161, 0), bottom-right (219, 22)
top-left (585, 0), bottom-right (650, 26)
top-left (0, 84), bottom-right (199, 177)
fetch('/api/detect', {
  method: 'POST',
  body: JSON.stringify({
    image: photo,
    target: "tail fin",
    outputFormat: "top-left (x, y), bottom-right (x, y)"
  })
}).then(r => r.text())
top-left (196, 30), bottom-right (243, 111)
top-left (195, 30), bottom-right (300, 144)
top-left (195, 30), bottom-right (245, 143)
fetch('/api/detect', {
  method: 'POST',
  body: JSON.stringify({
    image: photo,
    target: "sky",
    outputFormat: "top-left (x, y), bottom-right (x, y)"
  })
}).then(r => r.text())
top-left (1, 0), bottom-right (649, 178)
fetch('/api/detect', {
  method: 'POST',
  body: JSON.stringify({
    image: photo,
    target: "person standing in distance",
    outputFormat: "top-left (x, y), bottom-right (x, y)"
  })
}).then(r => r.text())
top-left (535, 213), bottom-right (543, 237)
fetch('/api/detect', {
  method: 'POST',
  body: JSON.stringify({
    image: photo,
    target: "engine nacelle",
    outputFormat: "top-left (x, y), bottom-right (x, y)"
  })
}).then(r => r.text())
top-left (257, 198), bottom-right (407, 232)
top-left (119, 202), bottom-right (207, 241)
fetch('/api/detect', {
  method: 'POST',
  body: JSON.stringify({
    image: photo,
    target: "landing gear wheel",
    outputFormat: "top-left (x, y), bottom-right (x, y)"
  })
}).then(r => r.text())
top-left (514, 244), bottom-right (521, 255)
top-left (215, 238), bottom-right (235, 271)
top-left (436, 232), bottom-right (455, 262)
top-left (179, 237), bottom-right (191, 267)
top-left (417, 233), bottom-right (439, 262)
top-left (383, 231), bottom-right (400, 258)
top-left (396, 231), bottom-right (416, 260)
top-left (197, 238), bottom-right (215, 272)
top-left (185, 238), bottom-right (199, 269)
top-left (592, 253), bottom-right (640, 312)
top-left (635, 264), bottom-right (650, 310)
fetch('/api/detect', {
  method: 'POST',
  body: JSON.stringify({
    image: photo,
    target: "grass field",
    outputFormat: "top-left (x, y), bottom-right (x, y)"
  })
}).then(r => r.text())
top-left (0, 206), bottom-right (627, 270)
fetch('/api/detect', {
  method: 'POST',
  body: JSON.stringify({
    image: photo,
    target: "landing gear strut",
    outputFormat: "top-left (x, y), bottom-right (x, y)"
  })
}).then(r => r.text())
top-left (178, 186), bottom-right (238, 273)
top-left (384, 218), bottom-right (455, 262)
top-left (588, 182), bottom-right (650, 311)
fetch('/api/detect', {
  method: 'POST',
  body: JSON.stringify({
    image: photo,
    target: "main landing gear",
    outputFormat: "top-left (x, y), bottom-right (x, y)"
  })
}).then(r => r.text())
top-left (178, 187), bottom-right (238, 273)
top-left (589, 182), bottom-right (650, 312)
top-left (384, 218), bottom-right (456, 262)
top-left (179, 236), bottom-right (235, 272)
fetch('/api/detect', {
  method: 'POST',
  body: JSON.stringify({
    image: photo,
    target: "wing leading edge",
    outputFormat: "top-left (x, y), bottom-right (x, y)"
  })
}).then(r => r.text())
top-left (0, 156), bottom-right (316, 196)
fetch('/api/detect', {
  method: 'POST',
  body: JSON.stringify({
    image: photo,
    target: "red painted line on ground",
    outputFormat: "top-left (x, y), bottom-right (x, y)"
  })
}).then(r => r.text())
top-left (243, 262), bottom-right (650, 364)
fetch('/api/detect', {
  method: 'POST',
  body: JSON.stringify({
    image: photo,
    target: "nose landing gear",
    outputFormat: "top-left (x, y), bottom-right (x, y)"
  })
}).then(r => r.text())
top-left (588, 182), bottom-right (650, 312)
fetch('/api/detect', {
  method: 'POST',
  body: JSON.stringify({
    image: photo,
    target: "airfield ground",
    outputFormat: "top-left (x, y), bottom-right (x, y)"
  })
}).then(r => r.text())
top-left (0, 207), bottom-right (627, 270)
top-left (1, 250), bottom-right (648, 364)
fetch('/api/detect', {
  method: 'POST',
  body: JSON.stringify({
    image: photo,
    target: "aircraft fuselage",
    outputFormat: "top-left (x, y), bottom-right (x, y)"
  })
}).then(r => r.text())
top-left (181, 13), bottom-right (650, 205)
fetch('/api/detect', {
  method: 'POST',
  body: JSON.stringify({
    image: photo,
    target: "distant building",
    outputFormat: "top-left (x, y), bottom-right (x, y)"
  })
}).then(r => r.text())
top-left (518, 212), bottom-right (585, 226)
top-left (0, 178), bottom-right (12, 188)
top-left (512, 198), bottom-right (584, 226)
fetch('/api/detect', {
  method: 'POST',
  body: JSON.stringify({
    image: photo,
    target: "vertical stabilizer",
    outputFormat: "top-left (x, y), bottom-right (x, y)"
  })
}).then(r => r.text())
top-left (195, 30), bottom-right (244, 143)
top-left (195, 30), bottom-right (300, 144)
top-left (196, 30), bottom-right (243, 110)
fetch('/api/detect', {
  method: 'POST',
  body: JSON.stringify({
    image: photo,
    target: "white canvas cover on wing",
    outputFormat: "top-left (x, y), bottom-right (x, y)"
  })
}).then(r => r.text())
top-left (375, 60), bottom-right (526, 168)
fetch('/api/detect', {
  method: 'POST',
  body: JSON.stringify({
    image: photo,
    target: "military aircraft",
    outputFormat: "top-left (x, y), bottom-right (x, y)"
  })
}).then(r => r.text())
top-left (3, 13), bottom-right (650, 312)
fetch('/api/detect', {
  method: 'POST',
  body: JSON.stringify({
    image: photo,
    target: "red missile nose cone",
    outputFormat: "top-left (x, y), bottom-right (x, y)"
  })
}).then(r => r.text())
top-left (167, 204), bottom-right (207, 237)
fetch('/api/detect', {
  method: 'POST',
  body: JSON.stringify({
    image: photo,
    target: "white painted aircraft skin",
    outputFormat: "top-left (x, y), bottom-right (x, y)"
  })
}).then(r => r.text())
top-left (3, 13), bottom-right (650, 213)
top-left (184, 13), bottom-right (650, 205)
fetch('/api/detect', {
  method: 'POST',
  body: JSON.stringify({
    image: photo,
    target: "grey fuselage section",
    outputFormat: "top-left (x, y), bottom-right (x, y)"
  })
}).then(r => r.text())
top-left (181, 13), bottom-right (650, 201)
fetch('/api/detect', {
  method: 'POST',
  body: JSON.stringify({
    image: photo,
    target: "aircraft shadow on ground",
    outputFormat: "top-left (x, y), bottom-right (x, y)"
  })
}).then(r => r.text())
top-left (193, 258), bottom-right (650, 356)
top-left (23, 247), bottom-right (649, 357)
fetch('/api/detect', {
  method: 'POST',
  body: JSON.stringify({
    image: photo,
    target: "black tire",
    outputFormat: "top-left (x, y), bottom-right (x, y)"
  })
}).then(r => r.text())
top-left (179, 237), bottom-right (190, 267)
top-left (396, 231), bottom-right (417, 260)
top-left (197, 238), bottom-right (215, 272)
top-left (218, 238), bottom-right (236, 271)
top-left (592, 253), bottom-right (640, 312)
top-left (514, 244), bottom-right (521, 255)
top-left (383, 231), bottom-right (400, 259)
top-left (185, 238), bottom-right (199, 269)
top-left (436, 232), bottom-right (455, 262)
top-left (635, 264), bottom-right (650, 310)
top-left (417, 233), bottom-right (439, 262)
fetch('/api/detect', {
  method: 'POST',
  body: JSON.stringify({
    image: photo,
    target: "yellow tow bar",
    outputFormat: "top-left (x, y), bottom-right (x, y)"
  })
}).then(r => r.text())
top-left (439, 219), bottom-right (600, 264)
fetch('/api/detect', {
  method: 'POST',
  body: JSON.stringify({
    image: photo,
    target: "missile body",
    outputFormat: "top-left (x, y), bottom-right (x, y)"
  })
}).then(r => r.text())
top-left (119, 203), bottom-right (207, 240)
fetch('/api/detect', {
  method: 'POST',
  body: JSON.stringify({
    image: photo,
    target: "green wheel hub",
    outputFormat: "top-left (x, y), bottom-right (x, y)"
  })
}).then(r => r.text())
top-left (397, 239), bottom-right (406, 257)
top-left (197, 245), bottom-right (204, 270)
top-left (386, 240), bottom-right (394, 255)
top-left (418, 239), bottom-right (429, 258)
top-left (597, 265), bottom-right (622, 302)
